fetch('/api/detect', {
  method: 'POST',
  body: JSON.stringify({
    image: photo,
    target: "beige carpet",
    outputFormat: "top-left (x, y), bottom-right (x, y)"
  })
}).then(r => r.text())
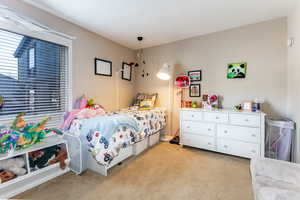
top-left (15, 142), bottom-right (253, 200)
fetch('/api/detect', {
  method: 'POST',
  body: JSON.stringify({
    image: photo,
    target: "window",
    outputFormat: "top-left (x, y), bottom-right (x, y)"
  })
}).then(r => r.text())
top-left (0, 29), bottom-right (70, 128)
top-left (29, 47), bottom-right (35, 70)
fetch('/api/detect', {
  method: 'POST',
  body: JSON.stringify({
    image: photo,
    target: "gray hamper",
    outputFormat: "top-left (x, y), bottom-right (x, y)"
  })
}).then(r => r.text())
top-left (265, 118), bottom-right (295, 162)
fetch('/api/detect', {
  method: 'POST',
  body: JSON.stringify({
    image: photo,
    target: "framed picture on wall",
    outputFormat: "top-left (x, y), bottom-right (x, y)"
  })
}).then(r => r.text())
top-left (188, 70), bottom-right (202, 82)
top-left (227, 62), bottom-right (247, 79)
top-left (122, 62), bottom-right (132, 81)
top-left (95, 58), bottom-right (112, 76)
top-left (189, 84), bottom-right (201, 97)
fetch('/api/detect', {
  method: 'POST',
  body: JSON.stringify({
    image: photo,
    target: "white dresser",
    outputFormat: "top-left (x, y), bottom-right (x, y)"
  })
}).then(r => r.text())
top-left (180, 108), bottom-right (266, 159)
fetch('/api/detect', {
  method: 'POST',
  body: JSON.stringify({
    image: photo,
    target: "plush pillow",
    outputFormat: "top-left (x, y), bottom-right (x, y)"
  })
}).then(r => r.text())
top-left (133, 93), bottom-right (145, 106)
top-left (74, 95), bottom-right (87, 109)
top-left (133, 93), bottom-right (157, 109)
top-left (139, 100), bottom-right (154, 110)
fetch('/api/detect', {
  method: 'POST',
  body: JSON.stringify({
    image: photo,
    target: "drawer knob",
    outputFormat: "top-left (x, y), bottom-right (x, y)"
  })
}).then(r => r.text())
top-left (208, 142), bottom-right (211, 145)
top-left (187, 126), bottom-right (190, 128)
top-left (191, 115), bottom-right (194, 118)
top-left (251, 134), bottom-right (256, 137)
top-left (224, 145), bottom-right (228, 148)
top-left (216, 117), bottom-right (220, 119)
top-left (208, 128), bottom-right (212, 131)
top-left (224, 130), bottom-right (228, 134)
top-left (245, 119), bottom-right (249, 122)
top-left (251, 150), bottom-right (256, 153)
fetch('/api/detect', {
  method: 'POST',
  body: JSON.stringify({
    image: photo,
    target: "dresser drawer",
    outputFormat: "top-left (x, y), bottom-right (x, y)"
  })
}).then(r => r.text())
top-left (230, 114), bottom-right (260, 127)
top-left (217, 125), bottom-right (260, 143)
top-left (217, 139), bottom-right (260, 158)
top-left (203, 112), bottom-right (229, 123)
top-left (181, 111), bottom-right (203, 121)
top-left (182, 134), bottom-right (216, 151)
top-left (182, 121), bottom-right (215, 136)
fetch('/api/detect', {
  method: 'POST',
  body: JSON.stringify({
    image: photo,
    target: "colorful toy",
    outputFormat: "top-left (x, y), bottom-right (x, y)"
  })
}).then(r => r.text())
top-left (86, 98), bottom-right (95, 108)
top-left (175, 75), bottom-right (190, 88)
top-left (0, 113), bottom-right (63, 154)
top-left (0, 157), bottom-right (27, 176)
top-left (234, 104), bottom-right (243, 111)
top-left (192, 101), bottom-right (198, 108)
top-left (202, 94), bottom-right (219, 109)
top-left (29, 145), bottom-right (67, 170)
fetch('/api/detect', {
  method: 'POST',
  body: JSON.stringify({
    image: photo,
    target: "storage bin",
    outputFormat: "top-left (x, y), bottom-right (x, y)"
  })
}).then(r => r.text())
top-left (133, 138), bottom-right (149, 155)
top-left (149, 132), bottom-right (160, 147)
top-left (265, 118), bottom-right (295, 162)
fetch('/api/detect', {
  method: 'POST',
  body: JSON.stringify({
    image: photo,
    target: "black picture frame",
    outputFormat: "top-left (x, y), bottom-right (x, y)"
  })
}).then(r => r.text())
top-left (121, 62), bottom-right (132, 81)
top-left (189, 84), bottom-right (201, 97)
top-left (188, 70), bottom-right (202, 82)
top-left (94, 58), bottom-right (112, 76)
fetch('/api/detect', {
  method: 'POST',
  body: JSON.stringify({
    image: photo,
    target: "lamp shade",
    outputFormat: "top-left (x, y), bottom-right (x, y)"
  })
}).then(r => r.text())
top-left (157, 63), bottom-right (171, 80)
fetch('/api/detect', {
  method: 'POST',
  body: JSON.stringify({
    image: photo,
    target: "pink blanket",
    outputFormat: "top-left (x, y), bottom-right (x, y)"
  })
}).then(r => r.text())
top-left (60, 95), bottom-right (106, 130)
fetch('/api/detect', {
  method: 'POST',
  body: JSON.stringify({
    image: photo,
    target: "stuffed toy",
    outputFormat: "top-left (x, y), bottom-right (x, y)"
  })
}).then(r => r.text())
top-left (29, 146), bottom-right (60, 170)
top-left (0, 113), bottom-right (63, 153)
top-left (29, 145), bottom-right (68, 170)
top-left (0, 170), bottom-right (16, 183)
top-left (0, 157), bottom-right (27, 176)
top-left (48, 149), bottom-right (68, 169)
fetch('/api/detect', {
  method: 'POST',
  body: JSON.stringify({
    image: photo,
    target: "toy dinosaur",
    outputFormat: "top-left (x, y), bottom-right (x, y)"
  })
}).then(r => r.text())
top-left (0, 113), bottom-right (63, 153)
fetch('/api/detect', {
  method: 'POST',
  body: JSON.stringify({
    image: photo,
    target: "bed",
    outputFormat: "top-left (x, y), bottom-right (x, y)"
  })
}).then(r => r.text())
top-left (65, 108), bottom-right (166, 176)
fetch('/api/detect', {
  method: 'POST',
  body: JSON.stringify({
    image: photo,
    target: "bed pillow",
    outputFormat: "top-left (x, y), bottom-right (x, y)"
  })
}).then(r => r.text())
top-left (74, 95), bottom-right (87, 109)
top-left (139, 100), bottom-right (154, 110)
top-left (133, 93), bottom-right (157, 108)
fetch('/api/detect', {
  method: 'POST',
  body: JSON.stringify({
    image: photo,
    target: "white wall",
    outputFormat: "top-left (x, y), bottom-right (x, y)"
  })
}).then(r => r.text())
top-left (0, 0), bottom-right (137, 111)
top-left (135, 18), bottom-right (287, 135)
top-left (287, 1), bottom-right (300, 162)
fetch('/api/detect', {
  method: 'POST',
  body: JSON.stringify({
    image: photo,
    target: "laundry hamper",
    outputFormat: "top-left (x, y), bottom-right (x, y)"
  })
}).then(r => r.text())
top-left (265, 118), bottom-right (295, 162)
top-left (63, 133), bottom-right (87, 174)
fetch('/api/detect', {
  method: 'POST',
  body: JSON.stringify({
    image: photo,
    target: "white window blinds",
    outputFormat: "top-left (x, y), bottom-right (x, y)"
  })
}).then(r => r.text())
top-left (0, 29), bottom-right (69, 128)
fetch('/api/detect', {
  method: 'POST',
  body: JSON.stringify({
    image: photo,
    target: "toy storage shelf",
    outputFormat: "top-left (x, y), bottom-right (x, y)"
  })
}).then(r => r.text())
top-left (0, 136), bottom-right (70, 199)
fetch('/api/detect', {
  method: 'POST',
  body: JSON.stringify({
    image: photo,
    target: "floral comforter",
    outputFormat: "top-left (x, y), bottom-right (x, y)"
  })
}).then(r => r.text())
top-left (68, 109), bottom-right (166, 166)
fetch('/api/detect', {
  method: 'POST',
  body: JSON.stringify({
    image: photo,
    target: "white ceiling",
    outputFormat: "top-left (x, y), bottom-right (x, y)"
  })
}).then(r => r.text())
top-left (24, 0), bottom-right (292, 50)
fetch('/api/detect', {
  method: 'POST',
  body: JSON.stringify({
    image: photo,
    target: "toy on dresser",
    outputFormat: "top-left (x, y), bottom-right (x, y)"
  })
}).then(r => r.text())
top-left (202, 94), bottom-right (220, 109)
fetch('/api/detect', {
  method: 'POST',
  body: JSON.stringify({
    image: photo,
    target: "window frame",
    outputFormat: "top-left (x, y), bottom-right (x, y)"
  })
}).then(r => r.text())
top-left (29, 46), bottom-right (36, 71)
top-left (0, 21), bottom-right (73, 125)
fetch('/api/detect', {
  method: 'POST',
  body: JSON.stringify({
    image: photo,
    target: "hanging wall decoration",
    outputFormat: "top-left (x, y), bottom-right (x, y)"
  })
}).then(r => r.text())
top-left (188, 70), bottom-right (202, 82)
top-left (227, 62), bottom-right (247, 79)
top-left (189, 84), bottom-right (201, 97)
top-left (121, 62), bottom-right (132, 81)
top-left (94, 58), bottom-right (112, 76)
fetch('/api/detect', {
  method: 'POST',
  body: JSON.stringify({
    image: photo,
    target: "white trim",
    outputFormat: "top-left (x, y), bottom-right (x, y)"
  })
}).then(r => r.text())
top-left (0, 4), bottom-right (75, 41)
top-left (67, 42), bottom-right (73, 112)
top-left (0, 20), bottom-right (72, 47)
